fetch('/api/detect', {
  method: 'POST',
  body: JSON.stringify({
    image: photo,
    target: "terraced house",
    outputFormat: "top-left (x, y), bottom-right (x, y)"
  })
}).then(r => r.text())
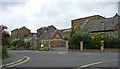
top-left (37, 25), bottom-right (65, 47)
top-left (71, 15), bottom-right (105, 32)
top-left (83, 13), bottom-right (120, 37)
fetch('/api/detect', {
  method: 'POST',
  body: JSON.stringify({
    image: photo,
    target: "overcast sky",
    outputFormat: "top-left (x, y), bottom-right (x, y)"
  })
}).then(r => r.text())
top-left (0, 0), bottom-right (119, 33)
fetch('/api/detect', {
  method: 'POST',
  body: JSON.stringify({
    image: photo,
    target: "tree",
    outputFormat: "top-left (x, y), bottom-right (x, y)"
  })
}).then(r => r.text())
top-left (69, 29), bottom-right (76, 38)
top-left (0, 25), bottom-right (9, 59)
top-left (69, 30), bottom-right (91, 49)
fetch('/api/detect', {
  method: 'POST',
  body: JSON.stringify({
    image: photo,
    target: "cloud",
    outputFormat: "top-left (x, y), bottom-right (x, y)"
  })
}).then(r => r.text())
top-left (0, 0), bottom-right (118, 34)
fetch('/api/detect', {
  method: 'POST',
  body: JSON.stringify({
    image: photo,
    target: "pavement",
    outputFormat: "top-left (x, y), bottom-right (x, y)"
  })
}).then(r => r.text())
top-left (2, 47), bottom-right (120, 69)
top-left (1, 52), bottom-right (26, 69)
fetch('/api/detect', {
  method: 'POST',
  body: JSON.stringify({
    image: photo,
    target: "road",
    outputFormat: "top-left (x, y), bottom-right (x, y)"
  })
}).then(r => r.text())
top-left (7, 47), bottom-right (119, 69)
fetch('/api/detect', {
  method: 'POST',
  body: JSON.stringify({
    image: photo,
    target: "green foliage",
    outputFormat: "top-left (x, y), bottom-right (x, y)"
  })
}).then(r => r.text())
top-left (103, 31), bottom-right (120, 48)
top-left (2, 46), bottom-right (9, 59)
top-left (6, 37), bottom-right (12, 48)
top-left (63, 37), bottom-right (69, 40)
top-left (34, 45), bottom-right (41, 50)
top-left (91, 34), bottom-right (102, 49)
top-left (24, 42), bottom-right (31, 50)
top-left (10, 39), bottom-right (25, 47)
top-left (41, 46), bottom-right (49, 51)
top-left (69, 29), bottom-right (76, 38)
top-left (83, 39), bottom-right (92, 49)
top-left (69, 30), bottom-right (91, 49)
top-left (69, 30), bottom-right (91, 45)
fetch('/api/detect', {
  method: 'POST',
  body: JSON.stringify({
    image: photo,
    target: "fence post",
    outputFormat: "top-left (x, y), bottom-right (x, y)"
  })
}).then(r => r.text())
top-left (80, 41), bottom-right (83, 51)
top-left (101, 40), bottom-right (104, 52)
top-left (66, 41), bottom-right (69, 51)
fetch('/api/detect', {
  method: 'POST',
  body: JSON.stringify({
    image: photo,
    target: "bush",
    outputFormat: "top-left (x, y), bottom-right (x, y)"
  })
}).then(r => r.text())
top-left (24, 42), bottom-right (32, 50)
top-left (91, 34), bottom-right (102, 49)
top-left (69, 30), bottom-right (91, 49)
top-left (103, 31), bottom-right (120, 48)
top-left (34, 45), bottom-right (41, 50)
top-left (83, 38), bottom-right (92, 49)
top-left (41, 46), bottom-right (49, 51)
top-left (63, 37), bottom-right (69, 41)
top-left (2, 46), bottom-right (9, 59)
top-left (10, 39), bottom-right (25, 47)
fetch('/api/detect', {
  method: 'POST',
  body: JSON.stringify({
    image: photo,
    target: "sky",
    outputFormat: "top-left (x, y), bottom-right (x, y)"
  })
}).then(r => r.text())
top-left (0, 0), bottom-right (119, 34)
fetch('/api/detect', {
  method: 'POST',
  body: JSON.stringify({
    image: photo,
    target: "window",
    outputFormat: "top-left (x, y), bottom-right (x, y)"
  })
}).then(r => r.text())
top-left (74, 25), bottom-right (77, 30)
top-left (81, 24), bottom-right (83, 29)
top-left (77, 25), bottom-right (79, 28)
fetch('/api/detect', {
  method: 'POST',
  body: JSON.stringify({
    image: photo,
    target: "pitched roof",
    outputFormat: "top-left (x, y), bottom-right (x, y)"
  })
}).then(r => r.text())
top-left (72, 15), bottom-right (104, 21)
top-left (37, 25), bottom-right (56, 31)
top-left (83, 13), bottom-right (120, 32)
top-left (19, 26), bottom-right (31, 31)
top-left (11, 28), bottom-right (18, 32)
top-left (40, 30), bottom-right (56, 38)
top-left (60, 28), bottom-right (71, 34)
top-left (11, 26), bottom-right (30, 32)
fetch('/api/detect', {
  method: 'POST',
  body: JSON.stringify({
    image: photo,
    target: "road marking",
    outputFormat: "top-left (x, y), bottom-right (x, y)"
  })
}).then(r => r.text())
top-left (7, 56), bottom-right (30, 68)
top-left (79, 62), bottom-right (103, 68)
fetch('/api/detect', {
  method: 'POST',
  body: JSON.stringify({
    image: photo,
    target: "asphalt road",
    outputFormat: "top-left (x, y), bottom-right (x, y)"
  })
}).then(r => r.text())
top-left (7, 47), bottom-right (119, 69)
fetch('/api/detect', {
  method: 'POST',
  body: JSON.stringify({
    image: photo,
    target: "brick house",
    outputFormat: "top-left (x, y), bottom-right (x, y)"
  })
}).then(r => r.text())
top-left (37, 25), bottom-right (56, 37)
top-left (11, 26), bottom-right (39, 46)
top-left (71, 15), bottom-right (105, 32)
top-left (37, 25), bottom-right (65, 47)
top-left (83, 13), bottom-right (120, 37)
top-left (11, 26), bottom-right (31, 39)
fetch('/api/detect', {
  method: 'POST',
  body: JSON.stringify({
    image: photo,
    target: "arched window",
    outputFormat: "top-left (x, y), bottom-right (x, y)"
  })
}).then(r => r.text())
top-left (74, 25), bottom-right (77, 30)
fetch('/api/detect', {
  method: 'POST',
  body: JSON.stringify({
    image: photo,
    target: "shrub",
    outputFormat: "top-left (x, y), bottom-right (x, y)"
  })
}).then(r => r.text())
top-left (34, 45), bottom-right (41, 50)
top-left (83, 38), bottom-right (92, 49)
top-left (63, 37), bottom-right (69, 41)
top-left (91, 34), bottom-right (102, 49)
top-left (24, 42), bottom-right (31, 50)
top-left (103, 31), bottom-right (120, 48)
top-left (69, 30), bottom-right (91, 49)
top-left (10, 39), bottom-right (25, 47)
top-left (2, 46), bottom-right (9, 59)
top-left (41, 46), bottom-right (49, 51)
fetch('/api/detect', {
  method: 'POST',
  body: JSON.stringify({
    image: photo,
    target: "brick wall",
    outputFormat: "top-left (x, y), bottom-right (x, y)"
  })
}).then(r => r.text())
top-left (71, 15), bottom-right (104, 32)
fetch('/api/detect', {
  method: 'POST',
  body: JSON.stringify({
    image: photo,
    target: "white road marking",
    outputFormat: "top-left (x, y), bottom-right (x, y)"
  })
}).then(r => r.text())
top-left (79, 62), bottom-right (103, 68)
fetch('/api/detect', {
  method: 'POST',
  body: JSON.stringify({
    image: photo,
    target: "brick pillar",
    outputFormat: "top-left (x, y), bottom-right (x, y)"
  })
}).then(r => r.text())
top-left (66, 42), bottom-right (69, 51)
top-left (101, 40), bottom-right (104, 52)
top-left (80, 41), bottom-right (83, 51)
top-left (49, 41), bottom-right (51, 49)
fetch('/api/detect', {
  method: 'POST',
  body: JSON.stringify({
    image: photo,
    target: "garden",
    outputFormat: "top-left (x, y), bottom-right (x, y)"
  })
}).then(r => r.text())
top-left (68, 29), bottom-right (120, 50)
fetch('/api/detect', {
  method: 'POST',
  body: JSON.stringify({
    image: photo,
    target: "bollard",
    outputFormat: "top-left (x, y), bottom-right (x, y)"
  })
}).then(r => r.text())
top-left (101, 40), bottom-right (104, 52)
top-left (80, 41), bottom-right (83, 51)
top-left (66, 42), bottom-right (69, 51)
